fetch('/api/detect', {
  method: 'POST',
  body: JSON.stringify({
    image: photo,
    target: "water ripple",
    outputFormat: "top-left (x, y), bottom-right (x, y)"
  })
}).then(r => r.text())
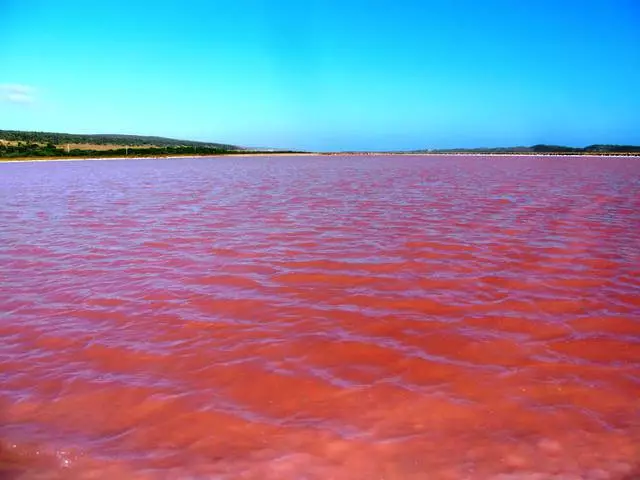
top-left (1, 155), bottom-right (639, 479)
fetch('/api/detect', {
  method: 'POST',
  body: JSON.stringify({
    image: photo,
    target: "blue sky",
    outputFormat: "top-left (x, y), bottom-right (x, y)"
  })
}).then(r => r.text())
top-left (1, 0), bottom-right (639, 151)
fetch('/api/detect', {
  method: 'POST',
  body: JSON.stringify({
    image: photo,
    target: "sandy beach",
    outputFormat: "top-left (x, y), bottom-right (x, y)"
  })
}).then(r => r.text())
top-left (2, 152), bottom-right (639, 164)
top-left (0, 153), bottom-right (319, 163)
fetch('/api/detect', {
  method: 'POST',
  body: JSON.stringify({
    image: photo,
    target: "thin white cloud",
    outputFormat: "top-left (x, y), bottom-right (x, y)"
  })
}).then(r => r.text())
top-left (0, 83), bottom-right (36, 105)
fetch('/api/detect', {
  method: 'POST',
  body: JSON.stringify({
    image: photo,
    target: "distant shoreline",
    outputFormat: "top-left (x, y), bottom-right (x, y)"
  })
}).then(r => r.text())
top-left (322, 152), bottom-right (640, 157)
top-left (0, 153), bottom-right (317, 163)
top-left (3, 130), bottom-right (639, 161)
top-left (2, 152), bottom-right (640, 164)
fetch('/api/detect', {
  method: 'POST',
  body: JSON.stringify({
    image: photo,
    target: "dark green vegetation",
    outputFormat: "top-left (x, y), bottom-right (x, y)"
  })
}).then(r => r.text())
top-left (0, 129), bottom-right (247, 159)
top-left (0, 129), bottom-right (307, 159)
top-left (1, 143), bottom-right (242, 159)
top-left (0, 129), bottom-right (240, 149)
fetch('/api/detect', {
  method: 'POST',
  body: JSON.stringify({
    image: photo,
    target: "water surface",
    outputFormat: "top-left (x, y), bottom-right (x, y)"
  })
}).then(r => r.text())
top-left (1, 155), bottom-right (639, 479)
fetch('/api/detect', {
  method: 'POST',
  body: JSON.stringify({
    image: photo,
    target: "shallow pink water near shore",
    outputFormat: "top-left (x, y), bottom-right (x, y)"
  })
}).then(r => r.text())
top-left (1, 155), bottom-right (639, 479)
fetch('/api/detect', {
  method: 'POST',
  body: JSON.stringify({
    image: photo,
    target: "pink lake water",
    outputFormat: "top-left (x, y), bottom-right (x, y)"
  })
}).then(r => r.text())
top-left (0, 155), bottom-right (639, 479)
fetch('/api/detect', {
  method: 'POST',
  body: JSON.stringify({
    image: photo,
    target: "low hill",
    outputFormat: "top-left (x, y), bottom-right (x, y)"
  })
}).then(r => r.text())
top-left (0, 129), bottom-right (274, 159)
top-left (0, 129), bottom-right (242, 149)
top-left (413, 144), bottom-right (640, 154)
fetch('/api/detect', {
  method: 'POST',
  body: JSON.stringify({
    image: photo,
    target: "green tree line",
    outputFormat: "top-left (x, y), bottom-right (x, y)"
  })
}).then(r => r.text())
top-left (424, 144), bottom-right (640, 154)
top-left (0, 129), bottom-right (240, 149)
top-left (0, 143), bottom-right (245, 159)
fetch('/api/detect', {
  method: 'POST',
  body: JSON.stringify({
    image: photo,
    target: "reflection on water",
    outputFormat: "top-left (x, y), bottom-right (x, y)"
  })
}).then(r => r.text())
top-left (0, 155), bottom-right (639, 479)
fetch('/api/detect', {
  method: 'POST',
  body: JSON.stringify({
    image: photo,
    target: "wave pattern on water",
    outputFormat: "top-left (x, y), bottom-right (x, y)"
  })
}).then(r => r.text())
top-left (1, 155), bottom-right (639, 479)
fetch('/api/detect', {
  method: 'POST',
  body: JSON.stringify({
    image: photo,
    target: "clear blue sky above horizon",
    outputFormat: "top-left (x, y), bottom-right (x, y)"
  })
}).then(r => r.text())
top-left (1, 0), bottom-right (639, 151)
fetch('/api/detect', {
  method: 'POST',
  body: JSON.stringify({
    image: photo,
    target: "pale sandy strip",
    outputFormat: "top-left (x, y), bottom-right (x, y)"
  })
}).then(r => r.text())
top-left (0, 153), bottom-right (318, 164)
top-left (1, 153), bottom-right (638, 164)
